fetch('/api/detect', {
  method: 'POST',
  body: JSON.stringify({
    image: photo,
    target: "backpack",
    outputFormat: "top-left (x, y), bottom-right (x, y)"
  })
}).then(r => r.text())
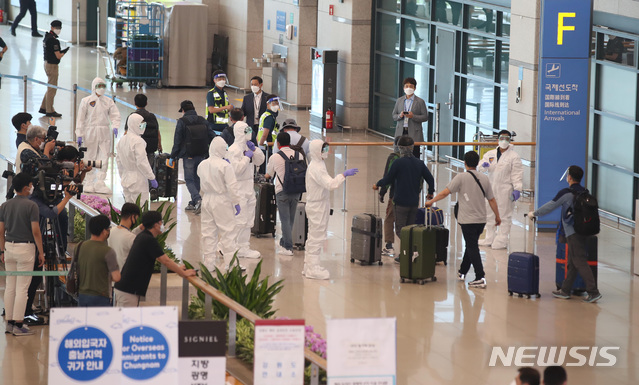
top-left (570, 188), bottom-right (600, 236)
top-left (181, 117), bottom-right (210, 156)
top-left (289, 136), bottom-right (307, 160)
top-left (277, 150), bottom-right (307, 194)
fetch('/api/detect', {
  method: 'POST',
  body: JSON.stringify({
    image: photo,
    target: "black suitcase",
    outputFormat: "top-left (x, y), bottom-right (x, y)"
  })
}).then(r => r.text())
top-left (434, 227), bottom-right (449, 265)
top-left (152, 153), bottom-right (178, 200)
top-left (252, 182), bottom-right (276, 237)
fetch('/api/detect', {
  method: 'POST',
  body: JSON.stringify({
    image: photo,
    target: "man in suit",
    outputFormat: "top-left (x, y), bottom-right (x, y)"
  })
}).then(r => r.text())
top-left (392, 77), bottom-right (429, 158)
top-left (241, 76), bottom-right (269, 144)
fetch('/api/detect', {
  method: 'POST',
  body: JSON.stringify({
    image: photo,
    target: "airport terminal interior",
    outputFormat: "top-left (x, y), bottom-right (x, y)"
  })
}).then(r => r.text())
top-left (1, 0), bottom-right (639, 384)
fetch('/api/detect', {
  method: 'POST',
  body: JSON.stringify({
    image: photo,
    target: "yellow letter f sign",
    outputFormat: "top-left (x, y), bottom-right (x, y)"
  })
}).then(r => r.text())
top-left (557, 12), bottom-right (576, 45)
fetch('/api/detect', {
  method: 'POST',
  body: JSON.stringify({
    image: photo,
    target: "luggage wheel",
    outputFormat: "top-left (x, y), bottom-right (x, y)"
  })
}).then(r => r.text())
top-left (536, 293), bottom-right (541, 298)
top-left (432, 276), bottom-right (437, 282)
top-left (525, 294), bottom-right (531, 299)
top-left (518, 293), bottom-right (523, 298)
top-left (378, 261), bottom-right (383, 266)
top-left (255, 234), bottom-right (261, 238)
top-left (400, 278), bottom-right (405, 283)
top-left (419, 280), bottom-right (426, 285)
top-left (350, 258), bottom-right (355, 263)
top-left (508, 291), bottom-right (513, 296)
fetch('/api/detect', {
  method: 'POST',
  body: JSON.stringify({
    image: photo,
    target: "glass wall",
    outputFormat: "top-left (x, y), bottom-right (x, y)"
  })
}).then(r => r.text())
top-left (590, 29), bottom-right (639, 219)
top-left (371, 0), bottom-right (510, 156)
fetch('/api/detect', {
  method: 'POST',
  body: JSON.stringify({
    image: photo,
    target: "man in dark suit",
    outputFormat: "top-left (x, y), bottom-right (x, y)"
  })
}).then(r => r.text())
top-left (241, 76), bottom-right (269, 144)
top-left (392, 77), bottom-right (429, 158)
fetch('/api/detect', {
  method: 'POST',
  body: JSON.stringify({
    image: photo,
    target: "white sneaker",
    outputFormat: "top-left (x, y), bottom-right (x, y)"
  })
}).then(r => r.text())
top-left (12, 325), bottom-right (35, 336)
top-left (239, 249), bottom-right (261, 259)
top-left (382, 247), bottom-right (394, 256)
top-left (457, 272), bottom-right (466, 281)
top-left (93, 181), bottom-right (112, 194)
top-left (303, 264), bottom-right (330, 280)
top-left (278, 248), bottom-right (294, 256)
top-left (468, 277), bottom-right (487, 289)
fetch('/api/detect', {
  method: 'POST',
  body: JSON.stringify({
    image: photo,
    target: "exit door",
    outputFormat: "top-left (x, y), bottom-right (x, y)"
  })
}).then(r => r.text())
top-left (434, 28), bottom-right (455, 159)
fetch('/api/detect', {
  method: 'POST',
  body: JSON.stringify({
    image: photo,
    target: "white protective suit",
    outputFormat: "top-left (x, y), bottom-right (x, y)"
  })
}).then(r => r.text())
top-left (116, 113), bottom-right (155, 205)
top-left (477, 144), bottom-right (523, 249)
top-left (198, 137), bottom-right (242, 269)
top-left (228, 121), bottom-right (265, 258)
top-left (304, 139), bottom-right (346, 280)
top-left (75, 77), bottom-right (121, 192)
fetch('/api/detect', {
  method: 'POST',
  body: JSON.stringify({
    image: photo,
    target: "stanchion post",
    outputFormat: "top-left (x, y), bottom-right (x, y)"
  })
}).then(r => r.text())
top-left (342, 145), bottom-right (348, 212)
top-left (434, 103), bottom-right (440, 163)
top-left (96, 6), bottom-right (100, 47)
top-left (73, 84), bottom-right (78, 142)
top-left (23, 75), bottom-right (28, 112)
top-left (76, 2), bottom-right (81, 45)
top-left (228, 310), bottom-right (237, 357)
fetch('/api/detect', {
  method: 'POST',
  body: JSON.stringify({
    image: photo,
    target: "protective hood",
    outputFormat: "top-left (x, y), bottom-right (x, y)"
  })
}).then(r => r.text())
top-left (233, 121), bottom-right (251, 142)
top-left (91, 77), bottom-right (106, 94)
top-left (210, 137), bottom-right (228, 159)
top-left (126, 113), bottom-right (145, 137)
top-left (308, 139), bottom-right (325, 163)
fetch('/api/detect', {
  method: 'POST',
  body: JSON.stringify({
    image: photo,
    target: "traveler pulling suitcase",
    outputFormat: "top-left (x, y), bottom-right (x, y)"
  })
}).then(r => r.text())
top-left (415, 207), bottom-right (449, 265)
top-left (399, 224), bottom-right (438, 284)
top-left (350, 194), bottom-right (383, 265)
top-left (252, 182), bottom-right (277, 237)
top-left (507, 214), bottom-right (541, 298)
top-left (292, 201), bottom-right (308, 250)
top-left (152, 153), bottom-right (178, 200)
top-left (555, 229), bottom-right (598, 294)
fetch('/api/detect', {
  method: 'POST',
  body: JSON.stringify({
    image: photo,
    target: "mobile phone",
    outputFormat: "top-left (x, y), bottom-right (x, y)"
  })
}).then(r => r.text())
top-left (403, 111), bottom-right (410, 115)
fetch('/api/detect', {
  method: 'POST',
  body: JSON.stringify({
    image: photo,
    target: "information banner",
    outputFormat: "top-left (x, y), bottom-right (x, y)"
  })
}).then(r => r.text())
top-left (536, 0), bottom-right (593, 229)
top-left (327, 318), bottom-right (397, 385)
top-left (178, 321), bottom-right (227, 385)
top-left (276, 11), bottom-right (287, 32)
top-left (254, 319), bottom-right (306, 385)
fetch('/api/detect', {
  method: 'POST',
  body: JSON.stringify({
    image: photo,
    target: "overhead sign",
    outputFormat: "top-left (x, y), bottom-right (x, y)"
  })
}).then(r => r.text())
top-left (536, 0), bottom-right (593, 229)
top-left (254, 319), bottom-right (306, 385)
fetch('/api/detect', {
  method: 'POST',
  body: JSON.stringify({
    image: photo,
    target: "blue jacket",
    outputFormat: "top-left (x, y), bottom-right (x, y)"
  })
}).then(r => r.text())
top-left (376, 156), bottom-right (435, 207)
top-left (170, 110), bottom-right (216, 159)
top-left (534, 183), bottom-right (585, 237)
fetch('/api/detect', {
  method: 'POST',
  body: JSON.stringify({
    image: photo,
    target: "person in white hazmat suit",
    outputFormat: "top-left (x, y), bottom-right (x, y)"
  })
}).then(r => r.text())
top-left (198, 137), bottom-right (243, 270)
top-left (304, 140), bottom-right (359, 280)
top-left (477, 130), bottom-right (523, 249)
top-left (116, 113), bottom-right (158, 206)
top-left (228, 121), bottom-right (265, 259)
top-left (75, 77), bottom-right (121, 194)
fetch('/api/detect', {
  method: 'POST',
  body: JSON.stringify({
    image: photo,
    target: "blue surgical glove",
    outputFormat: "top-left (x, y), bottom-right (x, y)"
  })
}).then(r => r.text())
top-left (482, 162), bottom-right (490, 168)
top-left (343, 168), bottom-right (359, 177)
top-left (113, 127), bottom-right (119, 137)
top-left (77, 137), bottom-right (83, 146)
top-left (234, 204), bottom-right (241, 216)
top-left (168, 158), bottom-right (175, 167)
top-left (150, 179), bottom-right (158, 189)
top-left (246, 141), bottom-right (256, 151)
top-left (511, 190), bottom-right (521, 201)
top-left (244, 150), bottom-right (254, 158)
top-left (224, 158), bottom-right (230, 164)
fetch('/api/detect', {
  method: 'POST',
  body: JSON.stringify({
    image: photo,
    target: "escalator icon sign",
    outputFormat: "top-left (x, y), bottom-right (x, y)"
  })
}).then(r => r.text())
top-left (546, 63), bottom-right (561, 78)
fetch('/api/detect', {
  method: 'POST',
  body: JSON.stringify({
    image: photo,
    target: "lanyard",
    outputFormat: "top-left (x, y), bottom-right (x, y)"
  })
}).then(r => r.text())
top-left (404, 97), bottom-right (414, 112)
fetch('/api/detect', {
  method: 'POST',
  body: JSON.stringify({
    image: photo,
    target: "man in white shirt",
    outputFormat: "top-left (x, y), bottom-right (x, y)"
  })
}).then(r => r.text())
top-left (265, 132), bottom-right (306, 255)
top-left (273, 119), bottom-right (309, 160)
top-left (108, 203), bottom-right (140, 269)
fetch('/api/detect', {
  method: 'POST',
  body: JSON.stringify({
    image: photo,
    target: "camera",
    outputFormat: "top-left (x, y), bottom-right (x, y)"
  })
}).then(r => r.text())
top-left (76, 147), bottom-right (102, 169)
top-left (21, 158), bottom-right (83, 204)
top-left (46, 126), bottom-right (66, 148)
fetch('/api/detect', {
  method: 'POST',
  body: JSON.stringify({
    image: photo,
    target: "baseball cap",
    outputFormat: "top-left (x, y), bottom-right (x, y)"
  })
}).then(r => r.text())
top-left (179, 100), bottom-right (194, 112)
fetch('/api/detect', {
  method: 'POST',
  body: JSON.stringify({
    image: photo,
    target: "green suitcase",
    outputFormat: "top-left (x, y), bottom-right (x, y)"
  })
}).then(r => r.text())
top-left (399, 225), bottom-right (437, 284)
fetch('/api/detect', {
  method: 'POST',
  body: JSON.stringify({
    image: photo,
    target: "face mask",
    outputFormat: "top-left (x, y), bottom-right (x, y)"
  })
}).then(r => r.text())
top-left (53, 28), bottom-right (61, 35)
top-left (499, 139), bottom-right (510, 149)
top-left (28, 186), bottom-right (34, 195)
top-left (39, 140), bottom-right (46, 150)
top-left (404, 87), bottom-right (415, 96)
top-left (159, 224), bottom-right (166, 233)
top-left (216, 80), bottom-right (226, 88)
top-left (96, 88), bottom-right (106, 96)
top-left (139, 122), bottom-right (147, 133)
top-left (271, 105), bottom-right (280, 112)
top-left (251, 85), bottom-right (260, 94)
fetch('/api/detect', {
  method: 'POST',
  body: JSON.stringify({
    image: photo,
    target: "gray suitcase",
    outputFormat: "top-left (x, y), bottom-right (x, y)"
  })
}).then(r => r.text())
top-left (292, 201), bottom-right (308, 250)
top-left (350, 213), bottom-right (383, 266)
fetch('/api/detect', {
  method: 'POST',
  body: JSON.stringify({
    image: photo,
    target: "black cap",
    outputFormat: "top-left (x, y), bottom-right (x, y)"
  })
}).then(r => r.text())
top-left (51, 20), bottom-right (62, 28)
top-left (282, 118), bottom-right (300, 132)
top-left (179, 100), bottom-right (194, 112)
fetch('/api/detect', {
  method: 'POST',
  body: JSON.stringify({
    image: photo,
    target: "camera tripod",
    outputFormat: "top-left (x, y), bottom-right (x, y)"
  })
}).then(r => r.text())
top-left (36, 213), bottom-right (69, 312)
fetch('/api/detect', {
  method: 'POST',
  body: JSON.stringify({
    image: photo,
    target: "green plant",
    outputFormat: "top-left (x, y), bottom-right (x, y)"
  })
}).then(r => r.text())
top-left (185, 255), bottom-right (284, 320)
top-left (73, 211), bottom-right (86, 242)
top-left (236, 319), bottom-right (255, 364)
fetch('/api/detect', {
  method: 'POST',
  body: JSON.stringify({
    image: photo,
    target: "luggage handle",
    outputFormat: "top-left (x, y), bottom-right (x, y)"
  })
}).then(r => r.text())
top-left (523, 213), bottom-right (535, 253)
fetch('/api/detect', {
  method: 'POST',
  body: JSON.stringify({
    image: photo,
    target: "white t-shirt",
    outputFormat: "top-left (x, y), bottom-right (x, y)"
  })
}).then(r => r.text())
top-left (446, 170), bottom-right (494, 224)
top-left (267, 147), bottom-right (302, 194)
top-left (108, 226), bottom-right (137, 270)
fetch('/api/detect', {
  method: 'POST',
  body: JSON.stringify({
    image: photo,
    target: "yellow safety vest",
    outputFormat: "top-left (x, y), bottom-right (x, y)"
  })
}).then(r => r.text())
top-left (257, 110), bottom-right (280, 144)
top-left (205, 88), bottom-right (229, 125)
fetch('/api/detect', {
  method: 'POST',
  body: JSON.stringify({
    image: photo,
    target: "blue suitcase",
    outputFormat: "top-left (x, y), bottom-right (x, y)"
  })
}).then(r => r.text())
top-left (507, 214), bottom-right (540, 298)
top-left (415, 207), bottom-right (444, 226)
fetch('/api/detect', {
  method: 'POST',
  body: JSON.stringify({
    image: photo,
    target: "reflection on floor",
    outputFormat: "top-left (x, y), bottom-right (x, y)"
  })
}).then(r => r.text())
top-left (0, 25), bottom-right (638, 385)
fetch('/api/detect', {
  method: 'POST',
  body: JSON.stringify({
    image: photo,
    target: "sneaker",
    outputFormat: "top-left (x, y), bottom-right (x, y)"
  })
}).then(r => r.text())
top-left (194, 200), bottom-right (202, 211)
top-left (303, 264), bottom-right (330, 280)
top-left (32, 32), bottom-right (43, 37)
top-left (468, 277), bottom-right (487, 288)
top-left (278, 248), bottom-right (294, 256)
top-left (416, 37), bottom-right (424, 42)
top-left (24, 314), bottom-right (46, 326)
top-left (457, 272), bottom-right (466, 281)
top-left (552, 290), bottom-right (571, 299)
top-left (185, 203), bottom-right (197, 211)
top-left (394, 256), bottom-right (400, 264)
top-left (11, 29), bottom-right (16, 37)
top-left (583, 293), bottom-right (602, 303)
top-left (382, 247), bottom-right (394, 256)
top-left (194, 205), bottom-right (202, 215)
top-left (5, 324), bottom-right (13, 334)
top-left (239, 249), bottom-right (261, 259)
top-left (12, 325), bottom-right (35, 336)
top-left (45, 111), bottom-right (62, 118)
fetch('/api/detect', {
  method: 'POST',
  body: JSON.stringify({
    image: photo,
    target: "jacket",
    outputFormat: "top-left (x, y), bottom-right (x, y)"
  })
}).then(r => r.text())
top-left (241, 91), bottom-right (270, 127)
top-left (170, 110), bottom-right (216, 159)
top-left (534, 183), bottom-right (585, 237)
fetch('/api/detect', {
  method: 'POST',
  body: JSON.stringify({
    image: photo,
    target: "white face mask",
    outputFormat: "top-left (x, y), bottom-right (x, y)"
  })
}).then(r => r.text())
top-left (251, 85), bottom-right (261, 94)
top-left (96, 88), bottom-right (106, 96)
top-left (159, 224), bottom-right (166, 233)
top-left (499, 139), bottom-right (510, 149)
top-left (216, 80), bottom-right (226, 88)
top-left (271, 105), bottom-right (280, 112)
top-left (404, 87), bottom-right (415, 96)
top-left (53, 28), bottom-right (61, 35)
top-left (28, 186), bottom-right (34, 195)
top-left (39, 140), bottom-right (46, 150)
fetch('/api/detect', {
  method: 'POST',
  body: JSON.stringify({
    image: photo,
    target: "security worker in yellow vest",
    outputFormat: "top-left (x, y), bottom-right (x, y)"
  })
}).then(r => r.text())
top-left (206, 71), bottom-right (234, 134)
top-left (257, 96), bottom-right (280, 174)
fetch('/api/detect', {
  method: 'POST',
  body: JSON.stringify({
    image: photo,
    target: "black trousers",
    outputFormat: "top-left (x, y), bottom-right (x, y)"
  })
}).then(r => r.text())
top-left (12, 0), bottom-right (38, 33)
top-left (459, 223), bottom-right (486, 280)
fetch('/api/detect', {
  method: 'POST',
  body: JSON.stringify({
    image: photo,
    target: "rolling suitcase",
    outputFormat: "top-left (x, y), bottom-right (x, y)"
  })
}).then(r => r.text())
top-left (152, 153), bottom-right (178, 200)
top-left (252, 182), bottom-right (276, 237)
top-left (350, 214), bottom-right (383, 266)
top-left (555, 229), bottom-right (598, 294)
top-left (507, 214), bottom-right (540, 298)
top-left (415, 207), bottom-right (444, 226)
top-left (399, 224), bottom-right (437, 284)
top-left (292, 201), bottom-right (308, 250)
top-left (434, 226), bottom-right (449, 265)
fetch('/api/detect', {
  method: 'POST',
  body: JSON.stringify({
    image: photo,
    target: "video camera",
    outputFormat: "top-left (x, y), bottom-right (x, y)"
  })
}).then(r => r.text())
top-left (21, 157), bottom-right (83, 205)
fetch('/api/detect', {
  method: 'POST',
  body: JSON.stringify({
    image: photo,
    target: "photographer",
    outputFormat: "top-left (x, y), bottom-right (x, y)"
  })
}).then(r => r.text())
top-left (57, 145), bottom-right (92, 184)
top-left (15, 125), bottom-right (56, 172)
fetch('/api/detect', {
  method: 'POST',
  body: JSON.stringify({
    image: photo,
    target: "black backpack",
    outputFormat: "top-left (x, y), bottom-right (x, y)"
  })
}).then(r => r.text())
top-left (277, 150), bottom-right (307, 194)
top-left (181, 117), bottom-right (210, 156)
top-left (289, 136), bottom-right (307, 161)
top-left (570, 188), bottom-right (600, 236)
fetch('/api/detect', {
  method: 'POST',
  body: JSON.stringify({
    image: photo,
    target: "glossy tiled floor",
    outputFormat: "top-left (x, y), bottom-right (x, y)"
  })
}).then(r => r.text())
top-left (1, 25), bottom-right (638, 385)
